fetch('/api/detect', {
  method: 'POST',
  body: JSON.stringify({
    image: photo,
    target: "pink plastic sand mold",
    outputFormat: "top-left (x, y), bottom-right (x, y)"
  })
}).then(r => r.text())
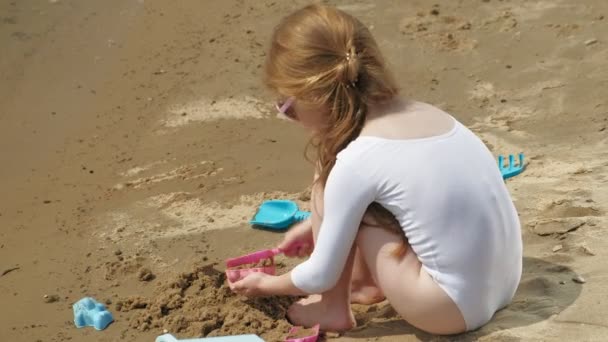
top-left (284, 324), bottom-right (320, 342)
top-left (225, 248), bottom-right (283, 283)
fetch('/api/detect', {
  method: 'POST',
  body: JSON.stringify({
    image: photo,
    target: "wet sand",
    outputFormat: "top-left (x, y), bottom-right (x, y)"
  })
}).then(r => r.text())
top-left (1, 0), bottom-right (607, 341)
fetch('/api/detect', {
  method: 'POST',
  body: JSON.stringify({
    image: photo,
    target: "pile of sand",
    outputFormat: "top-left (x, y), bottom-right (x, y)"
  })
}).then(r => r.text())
top-left (115, 264), bottom-right (295, 342)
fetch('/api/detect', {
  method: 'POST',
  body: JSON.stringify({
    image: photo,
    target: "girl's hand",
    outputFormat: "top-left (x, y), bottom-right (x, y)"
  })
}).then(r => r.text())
top-left (229, 272), bottom-right (270, 297)
top-left (278, 219), bottom-right (314, 258)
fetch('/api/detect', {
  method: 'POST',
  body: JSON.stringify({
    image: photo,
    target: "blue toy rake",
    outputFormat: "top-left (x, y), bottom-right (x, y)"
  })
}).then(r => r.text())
top-left (498, 153), bottom-right (525, 180)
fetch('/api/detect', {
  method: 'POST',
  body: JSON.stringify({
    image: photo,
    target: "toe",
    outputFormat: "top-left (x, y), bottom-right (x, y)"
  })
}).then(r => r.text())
top-left (286, 304), bottom-right (302, 326)
top-left (285, 310), bottom-right (295, 325)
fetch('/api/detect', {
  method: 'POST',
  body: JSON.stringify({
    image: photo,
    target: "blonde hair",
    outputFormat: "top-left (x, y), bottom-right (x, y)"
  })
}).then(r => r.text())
top-left (265, 3), bottom-right (398, 179)
top-left (265, 4), bottom-right (405, 254)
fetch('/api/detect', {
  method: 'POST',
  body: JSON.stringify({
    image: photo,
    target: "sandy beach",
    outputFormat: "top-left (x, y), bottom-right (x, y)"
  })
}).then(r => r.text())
top-left (1, 0), bottom-right (607, 341)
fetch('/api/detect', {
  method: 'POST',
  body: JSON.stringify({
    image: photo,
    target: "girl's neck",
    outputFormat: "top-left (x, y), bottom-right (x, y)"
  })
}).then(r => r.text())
top-left (366, 97), bottom-right (411, 121)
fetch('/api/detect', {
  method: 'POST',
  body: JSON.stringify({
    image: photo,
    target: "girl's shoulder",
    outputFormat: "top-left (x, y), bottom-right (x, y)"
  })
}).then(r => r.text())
top-left (336, 137), bottom-right (384, 165)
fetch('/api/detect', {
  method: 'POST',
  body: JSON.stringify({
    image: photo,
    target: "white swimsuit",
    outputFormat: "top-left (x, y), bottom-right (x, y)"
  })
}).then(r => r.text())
top-left (290, 118), bottom-right (523, 330)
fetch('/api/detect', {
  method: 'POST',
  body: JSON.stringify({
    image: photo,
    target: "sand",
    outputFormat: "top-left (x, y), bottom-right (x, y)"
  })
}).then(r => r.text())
top-left (115, 264), bottom-right (294, 342)
top-left (1, 0), bottom-right (607, 341)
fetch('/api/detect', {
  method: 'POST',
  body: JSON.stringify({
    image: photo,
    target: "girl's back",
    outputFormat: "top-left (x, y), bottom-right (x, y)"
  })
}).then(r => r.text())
top-left (339, 101), bottom-right (523, 329)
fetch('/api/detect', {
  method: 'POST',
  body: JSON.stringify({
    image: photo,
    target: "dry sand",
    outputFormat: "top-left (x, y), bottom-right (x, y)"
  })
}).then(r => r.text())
top-left (1, 0), bottom-right (607, 341)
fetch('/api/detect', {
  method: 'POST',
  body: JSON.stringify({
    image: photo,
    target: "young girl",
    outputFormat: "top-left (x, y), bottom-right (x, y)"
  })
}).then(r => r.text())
top-left (229, 4), bottom-right (522, 335)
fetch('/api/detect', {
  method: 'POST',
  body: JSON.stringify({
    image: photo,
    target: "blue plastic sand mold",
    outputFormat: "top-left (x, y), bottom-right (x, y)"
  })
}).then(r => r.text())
top-left (73, 297), bottom-right (114, 330)
top-left (250, 199), bottom-right (311, 230)
top-left (156, 333), bottom-right (265, 342)
top-left (498, 153), bottom-right (525, 180)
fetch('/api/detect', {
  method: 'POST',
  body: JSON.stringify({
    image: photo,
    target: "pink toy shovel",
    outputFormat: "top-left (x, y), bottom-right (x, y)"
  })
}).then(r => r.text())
top-left (225, 242), bottom-right (309, 282)
top-left (284, 324), bottom-right (320, 342)
top-left (225, 248), bottom-right (284, 283)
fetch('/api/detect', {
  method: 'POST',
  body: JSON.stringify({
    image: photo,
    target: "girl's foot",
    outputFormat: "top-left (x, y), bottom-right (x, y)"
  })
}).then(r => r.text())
top-left (351, 285), bottom-right (385, 305)
top-left (287, 294), bottom-right (356, 332)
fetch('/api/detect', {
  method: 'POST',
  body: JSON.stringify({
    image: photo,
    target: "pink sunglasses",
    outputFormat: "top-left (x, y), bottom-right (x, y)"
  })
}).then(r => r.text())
top-left (275, 97), bottom-right (297, 120)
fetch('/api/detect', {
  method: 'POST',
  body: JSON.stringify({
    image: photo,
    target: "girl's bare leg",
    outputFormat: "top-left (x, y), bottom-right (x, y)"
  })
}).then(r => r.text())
top-left (288, 218), bottom-right (467, 334)
top-left (351, 249), bottom-right (385, 305)
top-left (287, 181), bottom-right (466, 334)
top-left (355, 224), bottom-right (466, 335)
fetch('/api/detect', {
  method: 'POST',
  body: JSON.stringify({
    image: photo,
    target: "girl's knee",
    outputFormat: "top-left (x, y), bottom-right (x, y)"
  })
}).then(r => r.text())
top-left (356, 219), bottom-right (409, 259)
top-left (359, 204), bottom-right (401, 235)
